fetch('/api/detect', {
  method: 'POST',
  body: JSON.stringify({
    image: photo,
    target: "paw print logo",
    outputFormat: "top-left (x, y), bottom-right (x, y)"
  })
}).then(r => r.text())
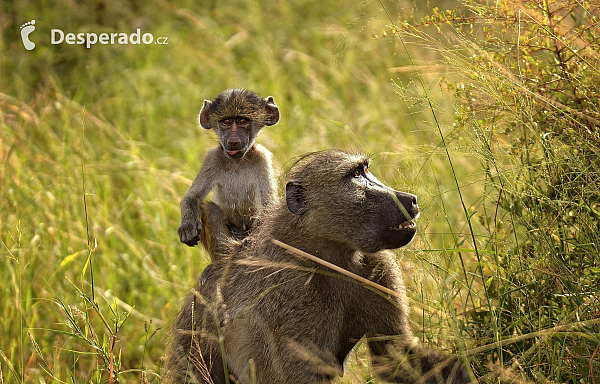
top-left (20, 20), bottom-right (36, 51)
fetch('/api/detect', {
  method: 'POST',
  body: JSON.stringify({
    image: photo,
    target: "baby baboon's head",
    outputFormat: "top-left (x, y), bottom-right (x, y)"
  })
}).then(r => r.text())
top-left (199, 89), bottom-right (279, 159)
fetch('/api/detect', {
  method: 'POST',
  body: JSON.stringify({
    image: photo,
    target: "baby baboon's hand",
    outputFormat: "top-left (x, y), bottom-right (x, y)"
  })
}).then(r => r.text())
top-left (178, 218), bottom-right (202, 246)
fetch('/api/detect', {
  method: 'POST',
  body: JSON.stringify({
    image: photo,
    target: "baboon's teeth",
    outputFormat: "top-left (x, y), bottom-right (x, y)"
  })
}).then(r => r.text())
top-left (398, 221), bottom-right (415, 229)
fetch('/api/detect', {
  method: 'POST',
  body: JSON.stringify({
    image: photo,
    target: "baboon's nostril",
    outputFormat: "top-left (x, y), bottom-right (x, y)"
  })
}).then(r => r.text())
top-left (412, 195), bottom-right (417, 205)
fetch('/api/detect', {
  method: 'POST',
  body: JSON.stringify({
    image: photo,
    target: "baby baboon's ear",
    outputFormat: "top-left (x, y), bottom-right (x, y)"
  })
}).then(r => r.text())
top-left (286, 181), bottom-right (307, 215)
top-left (263, 96), bottom-right (280, 126)
top-left (199, 100), bottom-right (212, 129)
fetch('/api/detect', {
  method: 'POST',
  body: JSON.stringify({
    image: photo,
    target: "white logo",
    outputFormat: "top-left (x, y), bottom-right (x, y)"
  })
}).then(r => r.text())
top-left (19, 21), bottom-right (168, 50)
top-left (20, 20), bottom-right (36, 50)
top-left (51, 28), bottom-right (168, 49)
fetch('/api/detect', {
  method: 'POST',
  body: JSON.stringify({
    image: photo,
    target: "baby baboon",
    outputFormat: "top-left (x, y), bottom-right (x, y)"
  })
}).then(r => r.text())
top-left (178, 89), bottom-right (279, 260)
top-left (164, 150), bottom-right (471, 384)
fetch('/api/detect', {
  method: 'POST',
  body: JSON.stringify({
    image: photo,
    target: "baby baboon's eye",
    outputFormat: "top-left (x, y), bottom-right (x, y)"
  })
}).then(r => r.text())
top-left (221, 118), bottom-right (233, 126)
top-left (353, 169), bottom-right (361, 178)
top-left (238, 117), bottom-right (249, 124)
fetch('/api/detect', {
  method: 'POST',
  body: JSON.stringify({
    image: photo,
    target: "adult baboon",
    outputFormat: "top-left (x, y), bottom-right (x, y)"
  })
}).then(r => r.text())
top-left (178, 88), bottom-right (279, 260)
top-left (164, 150), bottom-right (471, 384)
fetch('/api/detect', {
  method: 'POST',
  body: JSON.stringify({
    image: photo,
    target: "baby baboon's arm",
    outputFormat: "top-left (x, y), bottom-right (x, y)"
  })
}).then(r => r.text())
top-left (178, 152), bottom-right (218, 246)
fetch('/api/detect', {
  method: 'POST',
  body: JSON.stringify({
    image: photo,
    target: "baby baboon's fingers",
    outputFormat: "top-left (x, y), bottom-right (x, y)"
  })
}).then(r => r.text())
top-left (184, 233), bottom-right (200, 247)
top-left (178, 222), bottom-right (200, 244)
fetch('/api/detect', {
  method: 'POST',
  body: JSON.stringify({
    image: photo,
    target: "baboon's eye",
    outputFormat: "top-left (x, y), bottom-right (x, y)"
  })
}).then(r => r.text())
top-left (353, 169), bottom-right (361, 178)
top-left (222, 118), bottom-right (233, 126)
top-left (238, 117), bottom-right (249, 124)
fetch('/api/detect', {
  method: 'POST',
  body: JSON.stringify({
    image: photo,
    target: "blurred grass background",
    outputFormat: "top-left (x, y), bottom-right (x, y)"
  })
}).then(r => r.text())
top-left (1, 0), bottom-right (599, 382)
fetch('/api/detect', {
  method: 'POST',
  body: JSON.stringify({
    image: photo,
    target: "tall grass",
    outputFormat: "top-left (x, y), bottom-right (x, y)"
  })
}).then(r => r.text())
top-left (0, 0), bottom-right (598, 382)
top-left (396, 0), bottom-right (600, 381)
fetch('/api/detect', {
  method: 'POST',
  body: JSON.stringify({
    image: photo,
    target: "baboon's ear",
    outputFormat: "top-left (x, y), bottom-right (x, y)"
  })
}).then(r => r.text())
top-left (263, 96), bottom-right (280, 126)
top-left (286, 181), bottom-right (307, 215)
top-left (199, 100), bottom-right (212, 129)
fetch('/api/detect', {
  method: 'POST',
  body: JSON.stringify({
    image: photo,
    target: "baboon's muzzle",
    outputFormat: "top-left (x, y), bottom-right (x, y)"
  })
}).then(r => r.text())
top-left (381, 190), bottom-right (419, 249)
top-left (394, 190), bottom-right (419, 223)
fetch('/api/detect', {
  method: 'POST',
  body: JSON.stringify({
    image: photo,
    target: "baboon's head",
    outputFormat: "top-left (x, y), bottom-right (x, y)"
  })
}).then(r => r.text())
top-left (285, 150), bottom-right (419, 253)
top-left (199, 89), bottom-right (279, 159)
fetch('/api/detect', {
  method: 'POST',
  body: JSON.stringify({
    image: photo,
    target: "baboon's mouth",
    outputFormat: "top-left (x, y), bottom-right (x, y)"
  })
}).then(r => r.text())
top-left (392, 220), bottom-right (416, 230)
top-left (225, 149), bottom-right (245, 159)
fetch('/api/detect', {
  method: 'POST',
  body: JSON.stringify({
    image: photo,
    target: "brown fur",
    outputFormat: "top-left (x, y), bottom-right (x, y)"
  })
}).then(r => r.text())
top-left (178, 89), bottom-right (279, 260)
top-left (165, 150), bottom-right (472, 384)
top-left (205, 89), bottom-right (276, 127)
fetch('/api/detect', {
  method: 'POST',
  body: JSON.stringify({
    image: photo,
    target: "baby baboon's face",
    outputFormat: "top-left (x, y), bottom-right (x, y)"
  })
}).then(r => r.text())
top-left (216, 115), bottom-right (255, 159)
top-left (285, 151), bottom-right (420, 253)
top-left (198, 89), bottom-right (280, 159)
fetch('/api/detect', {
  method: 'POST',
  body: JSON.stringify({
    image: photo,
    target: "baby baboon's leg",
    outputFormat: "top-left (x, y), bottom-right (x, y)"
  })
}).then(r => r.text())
top-left (225, 212), bottom-right (254, 241)
top-left (227, 223), bottom-right (246, 240)
top-left (200, 202), bottom-right (233, 261)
